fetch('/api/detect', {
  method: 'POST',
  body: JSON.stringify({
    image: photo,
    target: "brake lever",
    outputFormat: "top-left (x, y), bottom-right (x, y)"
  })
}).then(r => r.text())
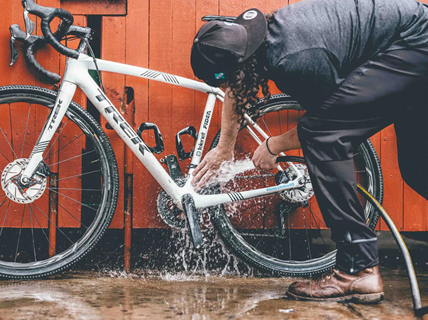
top-left (9, 24), bottom-right (26, 66)
top-left (23, 9), bottom-right (35, 37)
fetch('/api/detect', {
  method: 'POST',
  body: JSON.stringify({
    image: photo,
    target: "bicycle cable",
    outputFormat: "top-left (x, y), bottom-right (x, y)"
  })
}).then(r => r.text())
top-left (60, 33), bottom-right (105, 93)
top-left (84, 38), bottom-right (105, 93)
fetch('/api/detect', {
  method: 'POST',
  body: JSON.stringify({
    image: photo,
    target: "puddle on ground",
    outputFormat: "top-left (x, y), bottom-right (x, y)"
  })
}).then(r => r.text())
top-left (0, 267), bottom-right (426, 319)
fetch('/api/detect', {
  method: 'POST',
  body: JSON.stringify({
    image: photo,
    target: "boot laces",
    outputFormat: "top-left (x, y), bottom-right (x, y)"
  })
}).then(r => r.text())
top-left (321, 268), bottom-right (339, 282)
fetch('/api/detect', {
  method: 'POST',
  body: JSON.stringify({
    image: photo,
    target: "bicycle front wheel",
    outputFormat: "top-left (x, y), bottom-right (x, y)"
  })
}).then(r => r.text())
top-left (209, 94), bottom-right (383, 276)
top-left (0, 86), bottom-right (119, 279)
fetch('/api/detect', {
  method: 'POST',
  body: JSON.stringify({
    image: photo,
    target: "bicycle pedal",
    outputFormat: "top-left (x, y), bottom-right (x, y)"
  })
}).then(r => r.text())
top-left (165, 155), bottom-right (183, 183)
top-left (181, 193), bottom-right (204, 249)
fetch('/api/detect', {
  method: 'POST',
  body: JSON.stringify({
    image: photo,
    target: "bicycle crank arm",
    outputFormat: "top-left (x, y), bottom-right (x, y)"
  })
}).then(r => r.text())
top-left (182, 194), bottom-right (204, 249)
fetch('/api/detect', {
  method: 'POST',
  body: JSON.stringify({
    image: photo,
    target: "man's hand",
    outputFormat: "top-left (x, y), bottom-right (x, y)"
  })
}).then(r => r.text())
top-left (252, 140), bottom-right (277, 170)
top-left (192, 147), bottom-right (233, 191)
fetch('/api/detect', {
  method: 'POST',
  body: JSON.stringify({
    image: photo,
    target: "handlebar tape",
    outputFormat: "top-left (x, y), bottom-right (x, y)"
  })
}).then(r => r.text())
top-left (10, 24), bottom-right (61, 83)
top-left (26, 41), bottom-right (61, 84)
top-left (22, 0), bottom-right (79, 59)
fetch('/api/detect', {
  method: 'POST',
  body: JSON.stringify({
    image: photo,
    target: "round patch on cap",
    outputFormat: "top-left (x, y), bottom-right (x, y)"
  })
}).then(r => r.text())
top-left (243, 10), bottom-right (258, 20)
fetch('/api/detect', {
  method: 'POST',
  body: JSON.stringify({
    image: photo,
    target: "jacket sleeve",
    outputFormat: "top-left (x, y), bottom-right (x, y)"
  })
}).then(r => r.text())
top-left (272, 48), bottom-right (342, 111)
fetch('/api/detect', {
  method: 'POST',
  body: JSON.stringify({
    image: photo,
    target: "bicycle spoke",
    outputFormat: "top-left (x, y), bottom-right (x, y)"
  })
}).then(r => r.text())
top-left (8, 104), bottom-right (17, 160)
top-left (43, 119), bottom-right (70, 159)
top-left (0, 200), bottom-right (11, 239)
top-left (20, 103), bottom-right (32, 158)
top-left (57, 201), bottom-right (89, 230)
top-left (44, 132), bottom-right (83, 161)
top-left (261, 117), bottom-right (273, 138)
top-left (0, 127), bottom-right (17, 160)
top-left (31, 201), bottom-right (75, 245)
top-left (0, 146), bottom-right (11, 163)
top-left (52, 169), bottom-right (101, 183)
top-left (28, 204), bottom-right (55, 254)
top-left (28, 203), bottom-right (37, 262)
top-left (49, 150), bottom-right (95, 167)
top-left (306, 205), bottom-right (328, 228)
top-left (0, 89), bottom-right (116, 277)
top-left (49, 188), bottom-right (101, 192)
top-left (48, 189), bottom-right (98, 212)
top-left (14, 205), bottom-right (26, 262)
top-left (306, 206), bottom-right (327, 247)
top-left (303, 207), bottom-right (312, 260)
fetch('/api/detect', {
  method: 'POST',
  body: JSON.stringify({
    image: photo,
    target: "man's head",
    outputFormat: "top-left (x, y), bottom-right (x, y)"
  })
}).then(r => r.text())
top-left (191, 8), bottom-right (267, 87)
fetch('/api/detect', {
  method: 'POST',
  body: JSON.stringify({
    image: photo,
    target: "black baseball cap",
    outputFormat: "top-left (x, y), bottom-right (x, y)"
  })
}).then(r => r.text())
top-left (191, 8), bottom-right (267, 87)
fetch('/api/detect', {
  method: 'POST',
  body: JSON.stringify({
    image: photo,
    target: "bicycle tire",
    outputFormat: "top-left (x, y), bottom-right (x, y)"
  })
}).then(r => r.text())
top-left (209, 94), bottom-right (383, 276)
top-left (0, 85), bottom-right (119, 279)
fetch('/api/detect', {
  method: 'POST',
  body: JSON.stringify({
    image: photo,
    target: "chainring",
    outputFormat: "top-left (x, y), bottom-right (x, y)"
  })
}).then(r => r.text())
top-left (156, 189), bottom-right (186, 229)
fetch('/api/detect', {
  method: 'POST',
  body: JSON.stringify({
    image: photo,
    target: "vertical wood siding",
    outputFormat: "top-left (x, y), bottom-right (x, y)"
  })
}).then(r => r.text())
top-left (0, 0), bottom-right (426, 232)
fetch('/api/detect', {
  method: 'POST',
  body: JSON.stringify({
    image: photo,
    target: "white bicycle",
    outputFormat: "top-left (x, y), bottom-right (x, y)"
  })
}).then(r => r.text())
top-left (0, 1), bottom-right (383, 278)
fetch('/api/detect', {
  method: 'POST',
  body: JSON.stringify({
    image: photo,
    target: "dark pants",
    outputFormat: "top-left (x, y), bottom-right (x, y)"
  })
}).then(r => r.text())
top-left (297, 46), bottom-right (428, 274)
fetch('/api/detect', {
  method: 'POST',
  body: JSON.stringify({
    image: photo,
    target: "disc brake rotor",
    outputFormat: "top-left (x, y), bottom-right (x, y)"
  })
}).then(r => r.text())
top-left (1, 158), bottom-right (48, 204)
top-left (280, 163), bottom-right (314, 203)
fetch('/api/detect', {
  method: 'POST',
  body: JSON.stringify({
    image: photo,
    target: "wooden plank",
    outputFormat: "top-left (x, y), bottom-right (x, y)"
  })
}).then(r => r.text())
top-left (143, 0), bottom-right (173, 228)
top-left (380, 125), bottom-right (404, 230)
top-left (195, 0), bottom-right (221, 167)
top-left (0, 0), bottom-right (14, 87)
top-left (101, 16), bottom-right (126, 229)
top-left (61, 0), bottom-right (126, 16)
top-left (125, 0), bottom-right (150, 229)
top-left (57, 15), bottom-right (86, 228)
top-left (369, 133), bottom-right (382, 230)
top-left (5, 0), bottom-right (37, 86)
top-left (171, 0), bottom-right (196, 181)
top-left (404, 185), bottom-right (427, 231)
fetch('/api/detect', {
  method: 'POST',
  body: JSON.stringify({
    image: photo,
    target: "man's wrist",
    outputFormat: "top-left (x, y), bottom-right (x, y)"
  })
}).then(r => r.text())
top-left (217, 143), bottom-right (234, 154)
top-left (266, 137), bottom-right (281, 156)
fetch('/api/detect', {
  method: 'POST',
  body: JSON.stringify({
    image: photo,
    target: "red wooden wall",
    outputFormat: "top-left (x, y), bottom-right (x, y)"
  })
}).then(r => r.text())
top-left (0, 0), bottom-right (427, 235)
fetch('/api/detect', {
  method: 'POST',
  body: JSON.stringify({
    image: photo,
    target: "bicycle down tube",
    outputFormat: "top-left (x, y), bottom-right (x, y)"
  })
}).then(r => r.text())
top-left (23, 54), bottom-right (303, 209)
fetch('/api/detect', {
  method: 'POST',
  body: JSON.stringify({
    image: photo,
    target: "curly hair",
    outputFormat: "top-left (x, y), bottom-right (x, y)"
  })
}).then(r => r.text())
top-left (227, 12), bottom-right (277, 121)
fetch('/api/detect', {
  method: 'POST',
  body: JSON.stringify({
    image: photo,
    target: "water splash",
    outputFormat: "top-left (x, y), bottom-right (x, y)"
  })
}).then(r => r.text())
top-left (204, 158), bottom-right (255, 189)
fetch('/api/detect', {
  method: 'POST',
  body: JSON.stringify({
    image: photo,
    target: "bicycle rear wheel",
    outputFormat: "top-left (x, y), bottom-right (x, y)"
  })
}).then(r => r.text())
top-left (0, 86), bottom-right (119, 279)
top-left (209, 94), bottom-right (383, 276)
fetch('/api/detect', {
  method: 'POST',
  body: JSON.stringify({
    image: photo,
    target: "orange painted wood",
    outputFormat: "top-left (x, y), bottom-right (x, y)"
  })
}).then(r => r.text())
top-left (125, 0), bottom-right (150, 229)
top-left (0, 0), bottom-right (427, 233)
top-left (61, 0), bottom-right (126, 16)
top-left (171, 0), bottom-right (196, 180)
top-left (404, 185), bottom-right (427, 231)
top-left (101, 16), bottom-right (126, 229)
top-left (195, 0), bottom-right (221, 173)
top-left (380, 125), bottom-right (404, 231)
top-left (57, 15), bottom-right (86, 228)
top-left (143, 0), bottom-right (174, 228)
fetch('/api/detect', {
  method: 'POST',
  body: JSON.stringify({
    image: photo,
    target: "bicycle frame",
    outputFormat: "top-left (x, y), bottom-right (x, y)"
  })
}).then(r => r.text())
top-left (21, 54), bottom-right (303, 210)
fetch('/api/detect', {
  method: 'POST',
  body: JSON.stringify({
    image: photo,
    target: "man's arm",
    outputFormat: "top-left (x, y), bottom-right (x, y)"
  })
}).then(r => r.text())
top-left (191, 88), bottom-right (240, 189)
top-left (252, 127), bottom-right (301, 170)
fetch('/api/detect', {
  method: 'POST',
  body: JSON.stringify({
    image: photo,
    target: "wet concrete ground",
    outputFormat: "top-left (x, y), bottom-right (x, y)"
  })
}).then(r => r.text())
top-left (0, 267), bottom-right (427, 319)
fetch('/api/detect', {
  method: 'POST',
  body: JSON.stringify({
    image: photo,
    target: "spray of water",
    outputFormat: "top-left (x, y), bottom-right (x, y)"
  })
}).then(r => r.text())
top-left (203, 158), bottom-right (255, 189)
top-left (102, 158), bottom-right (268, 279)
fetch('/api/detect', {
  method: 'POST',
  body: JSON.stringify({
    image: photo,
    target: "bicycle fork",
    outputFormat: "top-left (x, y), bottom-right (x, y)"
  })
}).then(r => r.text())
top-left (20, 81), bottom-right (77, 185)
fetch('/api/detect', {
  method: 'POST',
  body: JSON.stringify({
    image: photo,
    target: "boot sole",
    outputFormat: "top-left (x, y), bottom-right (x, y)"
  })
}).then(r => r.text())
top-left (286, 291), bottom-right (384, 304)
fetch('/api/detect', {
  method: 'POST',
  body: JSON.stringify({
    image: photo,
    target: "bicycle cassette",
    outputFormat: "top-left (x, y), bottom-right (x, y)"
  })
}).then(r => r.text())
top-left (280, 163), bottom-right (314, 203)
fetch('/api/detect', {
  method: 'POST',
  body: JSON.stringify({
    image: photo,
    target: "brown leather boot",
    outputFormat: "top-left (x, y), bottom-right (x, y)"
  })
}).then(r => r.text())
top-left (286, 266), bottom-right (384, 303)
